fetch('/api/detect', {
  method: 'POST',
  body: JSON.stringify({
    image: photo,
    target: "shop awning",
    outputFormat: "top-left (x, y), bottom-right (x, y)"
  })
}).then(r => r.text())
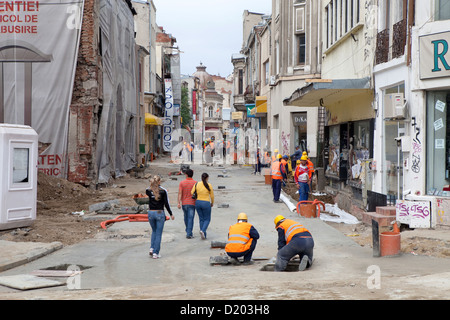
top-left (283, 78), bottom-right (372, 107)
top-left (145, 113), bottom-right (163, 126)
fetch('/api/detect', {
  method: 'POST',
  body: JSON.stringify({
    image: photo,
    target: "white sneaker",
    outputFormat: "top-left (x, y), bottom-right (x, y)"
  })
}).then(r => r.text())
top-left (149, 248), bottom-right (154, 256)
top-left (152, 253), bottom-right (160, 259)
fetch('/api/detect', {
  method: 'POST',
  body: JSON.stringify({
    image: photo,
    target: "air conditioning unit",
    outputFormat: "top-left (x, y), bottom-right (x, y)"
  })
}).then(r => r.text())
top-left (384, 93), bottom-right (407, 120)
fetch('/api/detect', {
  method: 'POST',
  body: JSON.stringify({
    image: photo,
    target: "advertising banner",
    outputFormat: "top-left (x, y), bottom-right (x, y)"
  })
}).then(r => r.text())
top-left (163, 78), bottom-right (174, 151)
top-left (0, 0), bottom-right (84, 178)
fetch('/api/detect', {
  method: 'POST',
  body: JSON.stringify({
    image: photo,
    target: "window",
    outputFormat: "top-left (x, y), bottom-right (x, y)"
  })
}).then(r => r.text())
top-left (436, 0), bottom-right (450, 21)
top-left (426, 91), bottom-right (450, 195)
top-left (208, 106), bottom-right (214, 118)
top-left (13, 148), bottom-right (29, 184)
top-left (238, 69), bottom-right (243, 94)
top-left (325, 0), bottom-right (361, 49)
top-left (297, 34), bottom-right (306, 65)
top-left (264, 61), bottom-right (269, 85)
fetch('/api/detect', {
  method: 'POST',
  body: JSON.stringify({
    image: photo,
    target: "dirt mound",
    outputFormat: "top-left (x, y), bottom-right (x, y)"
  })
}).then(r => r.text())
top-left (37, 172), bottom-right (92, 202)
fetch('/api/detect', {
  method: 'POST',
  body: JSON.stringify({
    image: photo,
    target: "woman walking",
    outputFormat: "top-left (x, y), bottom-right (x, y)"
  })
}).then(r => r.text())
top-left (146, 175), bottom-right (174, 259)
top-left (192, 173), bottom-right (214, 240)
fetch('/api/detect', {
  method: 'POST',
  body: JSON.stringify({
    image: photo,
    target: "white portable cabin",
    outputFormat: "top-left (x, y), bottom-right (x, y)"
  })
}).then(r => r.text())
top-left (0, 124), bottom-right (38, 230)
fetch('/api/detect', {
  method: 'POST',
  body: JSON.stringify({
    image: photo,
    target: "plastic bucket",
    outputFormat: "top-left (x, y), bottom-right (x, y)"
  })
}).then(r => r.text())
top-left (300, 203), bottom-right (317, 218)
top-left (380, 232), bottom-right (401, 257)
top-left (264, 175), bottom-right (272, 185)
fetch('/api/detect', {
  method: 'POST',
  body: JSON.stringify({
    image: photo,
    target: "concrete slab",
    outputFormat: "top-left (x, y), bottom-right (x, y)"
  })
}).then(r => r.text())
top-left (0, 274), bottom-right (64, 290)
top-left (0, 240), bottom-right (63, 272)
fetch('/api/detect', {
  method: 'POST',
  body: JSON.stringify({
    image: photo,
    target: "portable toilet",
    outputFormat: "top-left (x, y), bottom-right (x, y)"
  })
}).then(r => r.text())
top-left (0, 124), bottom-right (38, 230)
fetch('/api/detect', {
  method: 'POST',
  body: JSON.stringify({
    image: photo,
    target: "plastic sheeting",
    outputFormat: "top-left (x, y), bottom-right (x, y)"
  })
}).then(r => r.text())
top-left (0, 0), bottom-right (84, 178)
top-left (320, 203), bottom-right (360, 225)
top-left (97, 0), bottom-right (138, 183)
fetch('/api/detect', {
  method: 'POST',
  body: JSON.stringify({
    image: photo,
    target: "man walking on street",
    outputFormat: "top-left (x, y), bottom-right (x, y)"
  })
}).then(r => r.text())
top-left (225, 213), bottom-right (260, 265)
top-left (271, 154), bottom-right (286, 203)
top-left (274, 215), bottom-right (314, 271)
top-left (178, 169), bottom-right (197, 239)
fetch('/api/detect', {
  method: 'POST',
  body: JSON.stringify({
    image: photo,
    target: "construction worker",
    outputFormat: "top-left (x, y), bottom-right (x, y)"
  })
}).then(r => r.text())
top-left (294, 155), bottom-right (310, 202)
top-left (272, 149), bottom-right (279, 162)
top-left (271, 154), bottom-right (286, 203)
top-left (303, 151), bottom-right (315, 189)
top-left (225, 213), bottom-right (260, 265)
top-left (274, 215), bottom-right (314, 272)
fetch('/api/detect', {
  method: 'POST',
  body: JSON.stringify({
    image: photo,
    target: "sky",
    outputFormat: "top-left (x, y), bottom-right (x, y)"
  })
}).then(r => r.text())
top-left (152, 0), bottom-right (272, 77)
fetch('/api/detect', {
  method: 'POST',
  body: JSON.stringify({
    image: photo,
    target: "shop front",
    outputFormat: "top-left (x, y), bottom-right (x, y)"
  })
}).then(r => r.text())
top-left (284, 78), bottom-right (374, 189)
top-left (405, 26), bottom-right (450, 228)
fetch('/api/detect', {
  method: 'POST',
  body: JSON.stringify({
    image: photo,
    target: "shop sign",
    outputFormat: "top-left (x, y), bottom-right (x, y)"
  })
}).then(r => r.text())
top-left (420, 31), bottom-right (450, 80)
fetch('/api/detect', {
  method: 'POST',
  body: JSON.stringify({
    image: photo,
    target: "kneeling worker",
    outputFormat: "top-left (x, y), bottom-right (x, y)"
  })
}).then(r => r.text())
top-left (225, 213), bottom-right (260, 264)
top-left (274, 215), bottom-right (314, 271)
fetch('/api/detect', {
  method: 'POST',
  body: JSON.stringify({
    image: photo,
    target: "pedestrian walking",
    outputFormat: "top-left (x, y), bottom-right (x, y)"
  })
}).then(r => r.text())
top-left (294, 155), bottom-right (310, 202)
top-left (192, 172), bottom-right (214, 240)
top-left (225, 213), bottom-right (259, 265)
top-left (274, 215), bottom-right (314, 272)
top-left (146, 175), bottom-right (174, 259)
top-left (177, 168), bottom-right (197, 239)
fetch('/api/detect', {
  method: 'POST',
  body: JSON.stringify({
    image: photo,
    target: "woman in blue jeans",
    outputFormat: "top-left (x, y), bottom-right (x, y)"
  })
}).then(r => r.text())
top-left (146, 175), bottom-right (174, 259)
top-left (192, 173), bottom-right (214, 240)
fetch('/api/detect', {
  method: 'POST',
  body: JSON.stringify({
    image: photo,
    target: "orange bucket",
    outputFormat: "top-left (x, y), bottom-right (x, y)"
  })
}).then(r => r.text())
top-left (380, 232), bottom-right (401, 257)
top-left (264, 175), bottom-right (272, 185)
top-left (300, 203), bottom-right (317, 218)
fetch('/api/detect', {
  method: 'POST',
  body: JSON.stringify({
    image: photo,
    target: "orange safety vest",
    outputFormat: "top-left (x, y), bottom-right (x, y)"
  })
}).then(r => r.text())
top-left (271, 161), bottom-right (283, 180)
top-left (277, 219), bottom-right (309, 244)
top-left (225, 222), bottom-right (253, 253)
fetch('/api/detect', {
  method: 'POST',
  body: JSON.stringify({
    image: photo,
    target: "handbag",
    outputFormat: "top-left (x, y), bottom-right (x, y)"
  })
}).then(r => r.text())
top-left (192, 183), bottom-right (198, 200)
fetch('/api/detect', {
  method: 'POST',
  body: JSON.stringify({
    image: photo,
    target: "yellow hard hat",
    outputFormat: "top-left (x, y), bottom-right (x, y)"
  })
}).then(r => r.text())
top-left (301, 155), bottom-right (308, 161)
top-left (237, 212), bottom-right (248, 221)
top-left (274, 215), bottom-right (285, 226)
top-left (277, 154), bottom-right (282, 159)
top-left (302, 151), bottom-right (308, 156)
top-left (274, 149), bottom-right (279, 153)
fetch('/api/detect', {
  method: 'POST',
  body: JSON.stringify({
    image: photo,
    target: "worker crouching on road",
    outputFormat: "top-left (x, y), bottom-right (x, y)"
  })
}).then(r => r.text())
top-left (274, 215), bottom-right (314, 271)
top-left (225, 213), bottom-right (260, 265)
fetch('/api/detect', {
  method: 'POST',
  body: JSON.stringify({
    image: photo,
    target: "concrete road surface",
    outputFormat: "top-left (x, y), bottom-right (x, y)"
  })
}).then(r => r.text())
top-left (1, 160), bottom-right (450, 300)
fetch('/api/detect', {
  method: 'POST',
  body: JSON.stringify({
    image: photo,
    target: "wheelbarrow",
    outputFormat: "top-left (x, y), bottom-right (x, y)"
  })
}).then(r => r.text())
top-left (296, 199), bottom-right (325, 218)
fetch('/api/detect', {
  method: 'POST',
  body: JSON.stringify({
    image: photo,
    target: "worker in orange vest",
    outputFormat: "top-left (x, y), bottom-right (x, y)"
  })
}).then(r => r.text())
top-left (274, 215), bottom-right (314, 271)
top-left (271, 154), bottom-right (286, 202)
top-left (225, 213), bottom-right (260, 265)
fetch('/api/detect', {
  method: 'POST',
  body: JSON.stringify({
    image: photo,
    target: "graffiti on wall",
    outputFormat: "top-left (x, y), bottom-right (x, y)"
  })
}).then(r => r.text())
top-left (411, 117), bottom-right (422, 175)
top-left (396, 200), bottom-right (431, 228)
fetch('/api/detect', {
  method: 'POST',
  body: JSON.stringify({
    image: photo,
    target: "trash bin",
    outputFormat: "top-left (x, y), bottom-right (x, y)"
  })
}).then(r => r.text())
top-left (0, 124), bottom-right (38, 230)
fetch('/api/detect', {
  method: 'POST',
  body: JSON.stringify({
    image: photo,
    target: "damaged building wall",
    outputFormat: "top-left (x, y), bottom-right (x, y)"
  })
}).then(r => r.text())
top-left (68, 0), bottom-right (139, 186)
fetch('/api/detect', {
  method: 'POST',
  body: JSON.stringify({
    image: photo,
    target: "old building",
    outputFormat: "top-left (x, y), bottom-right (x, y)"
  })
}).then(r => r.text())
top-left (270, 0), bottom-right (322, 162)
top-left (133, 0), bottom-right (162, 160)
top-left (285, 0), bottom-right (378, 215)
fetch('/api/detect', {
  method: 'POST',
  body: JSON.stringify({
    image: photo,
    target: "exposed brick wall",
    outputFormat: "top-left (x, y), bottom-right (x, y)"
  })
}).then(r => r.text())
top-left (67, 0), bottom-right (102, 186)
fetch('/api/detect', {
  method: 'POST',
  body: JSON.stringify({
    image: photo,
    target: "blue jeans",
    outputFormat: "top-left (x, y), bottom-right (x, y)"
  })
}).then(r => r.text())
top-left (182, 205), bottom-right (196, 237)
top-left (298, 182), bottom-right (309, 202)
top-left (272, 179), bottom-right (282, 201)
top-left (227, 239), bottom-right (257, 262)
top-left (195, 200), bottom-right (211, 238)
top-left (275, 235), bottom-right (314, 271)
top-left (148, 210), bottom-right (166, 254)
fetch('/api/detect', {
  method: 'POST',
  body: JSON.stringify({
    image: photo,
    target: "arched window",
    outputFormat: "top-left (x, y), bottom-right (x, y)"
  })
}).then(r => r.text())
top-left (208, 106), bottom-right (214, 118)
